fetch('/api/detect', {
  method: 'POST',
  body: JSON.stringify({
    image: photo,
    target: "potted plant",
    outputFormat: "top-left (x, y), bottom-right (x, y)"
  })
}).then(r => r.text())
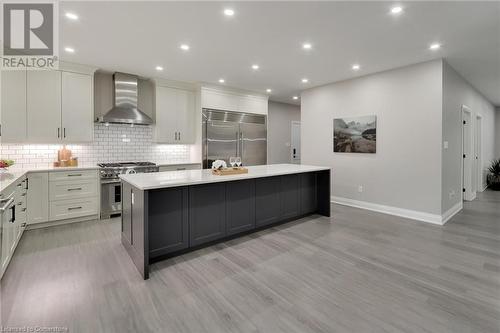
top-left (486, 159), bottom-right (500, 190)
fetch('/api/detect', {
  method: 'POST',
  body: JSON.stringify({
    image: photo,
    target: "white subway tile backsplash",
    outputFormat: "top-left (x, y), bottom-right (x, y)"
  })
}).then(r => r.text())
top-left (0, 123), bottom-right (191, 168)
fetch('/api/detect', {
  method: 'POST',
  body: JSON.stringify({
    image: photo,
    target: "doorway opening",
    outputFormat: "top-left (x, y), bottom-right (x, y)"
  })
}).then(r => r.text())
top-left (462, 105), bottom-right (480, 201)
top-left (291, 121), bottom-right (301, 164)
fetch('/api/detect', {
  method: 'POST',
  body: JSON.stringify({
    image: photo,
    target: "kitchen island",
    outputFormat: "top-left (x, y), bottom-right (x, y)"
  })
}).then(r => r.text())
top-left (119, 164), bottom-right (331, 279)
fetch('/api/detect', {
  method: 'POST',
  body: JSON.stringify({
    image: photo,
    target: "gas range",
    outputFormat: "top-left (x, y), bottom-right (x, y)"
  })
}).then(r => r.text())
top-left (98, 162), bottom-right (159, 219)
top-left (98, 162), bottom-right (159, 180)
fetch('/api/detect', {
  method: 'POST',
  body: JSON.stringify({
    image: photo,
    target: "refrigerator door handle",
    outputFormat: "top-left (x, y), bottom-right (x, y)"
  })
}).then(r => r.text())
top-left (240, 131), bottom-right (243, 158)
top-left (236, 132), bottom-right (239, 157)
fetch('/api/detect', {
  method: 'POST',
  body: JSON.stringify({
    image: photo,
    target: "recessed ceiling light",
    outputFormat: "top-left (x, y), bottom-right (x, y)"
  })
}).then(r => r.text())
top-left (302, 43), bottom-right (312, 50)
top-left (155, 66), bottom-right (163, 71)
top-left (224, 8), bottom-right (235, 16)
top-left (390, 6), bottom-right (403, 14)
top-left (180, 44), bottom-right (190, 51)
top-left (218, 78), bottom-right (225, 83)
top-left (293, 96), bottom-right (299, 100)
top-left (352, 64), bottom-right (360, 70)
top-left (266, 89), bottom-right (272, 93)
top-left (64, 47), bottom-right (75, 53)
top-left (429, 43), bottom-right (441, 50)
top-left (65, 12), bottom-right (78, 20)
top-left (301, 78), bottom-right (309, 83)
top-left (252, 64), bottom-right (259, 70)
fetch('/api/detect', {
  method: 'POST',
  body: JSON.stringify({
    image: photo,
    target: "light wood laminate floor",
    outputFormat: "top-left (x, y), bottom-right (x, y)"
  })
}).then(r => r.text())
top-left (1, 191), bottom-right (499, 332)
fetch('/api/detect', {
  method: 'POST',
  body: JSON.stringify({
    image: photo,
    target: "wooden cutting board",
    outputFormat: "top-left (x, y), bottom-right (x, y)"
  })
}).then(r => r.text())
top-left (212, 167), bottom-right (249, 176)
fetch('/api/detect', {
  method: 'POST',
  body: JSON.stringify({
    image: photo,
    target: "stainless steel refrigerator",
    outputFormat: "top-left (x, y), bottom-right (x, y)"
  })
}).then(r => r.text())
top-left (202, 109), bottom-right (267, 169)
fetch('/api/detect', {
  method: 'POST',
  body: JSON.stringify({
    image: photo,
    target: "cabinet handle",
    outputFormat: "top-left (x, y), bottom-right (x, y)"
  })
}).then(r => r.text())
top-left (179, 132), bottom-right (181, 141)
top-left (9, 205), bottom-right (15, 223)
top-left (57, 127), bottom-right (60, 138)
top-left (67, 206), bottom-right (82, 211)
top-left (63, 128), bottom-right (66, 138)
top-left (67, 174), bottom-right (82, 177)
top-left (0, 198), bottom-right (14, 212)
top-left (175, 132), bottom-right (178, 140)
top-left (67, 187), bottom-right (82, 191)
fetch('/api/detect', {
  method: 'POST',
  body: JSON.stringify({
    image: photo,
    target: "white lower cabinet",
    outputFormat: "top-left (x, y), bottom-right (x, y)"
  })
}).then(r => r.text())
top-left (27, 170), bottom-right (99, 225)
top-left (27, 172), bottom-right (49, 224)
top-left (49, 179), bottom-right (97, 201)
top-left (1, 176), bottom-right (27, 278)
top-left (49, 197), bottom-right (98, 221)
top-left (48, 170), bottom-right (99, 221)
top-left (1, 169), bottom-right (98, 279)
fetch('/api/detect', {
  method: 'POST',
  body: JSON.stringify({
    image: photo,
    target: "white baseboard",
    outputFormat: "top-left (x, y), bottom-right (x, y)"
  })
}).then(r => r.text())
top-left (331, 196), bottom-right (457, 226)
top-left (26, 214), bottom-right (99, 230)
top-left (441, 201), bottom-right (463, 225)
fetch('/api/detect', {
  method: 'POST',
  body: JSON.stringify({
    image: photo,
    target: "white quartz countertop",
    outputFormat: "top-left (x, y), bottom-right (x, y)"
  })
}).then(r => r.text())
top-left (119, 164), bottom-right (330, 190)
top-left (0, 165), bottom-right (98, 193)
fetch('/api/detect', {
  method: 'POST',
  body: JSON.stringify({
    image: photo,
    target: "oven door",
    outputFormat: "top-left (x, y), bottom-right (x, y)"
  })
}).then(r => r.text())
top-left (100, 180), bottom-right (122, 219)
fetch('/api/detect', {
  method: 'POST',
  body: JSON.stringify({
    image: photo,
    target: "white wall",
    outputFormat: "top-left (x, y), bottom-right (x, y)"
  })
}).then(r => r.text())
top-left (442, 61), bottom-right (497, 212)
top-left (302, 60), bottom-right (443, 216)
top-left (268, 101), bottom-right (300, 164)
top-left (496, 107), bottom-right (500, 158)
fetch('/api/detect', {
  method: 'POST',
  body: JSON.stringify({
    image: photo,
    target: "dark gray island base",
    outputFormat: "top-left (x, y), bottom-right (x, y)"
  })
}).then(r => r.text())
top-left (121, 168), bottom-right (330, 279)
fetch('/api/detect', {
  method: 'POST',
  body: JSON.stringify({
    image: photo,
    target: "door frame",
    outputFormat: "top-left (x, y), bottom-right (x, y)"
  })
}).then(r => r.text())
top-left (461, 105), bottom-right (475, 201)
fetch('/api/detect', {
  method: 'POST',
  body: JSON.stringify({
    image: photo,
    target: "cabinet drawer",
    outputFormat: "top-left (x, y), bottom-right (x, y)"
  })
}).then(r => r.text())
top-left (49, 170), bottom-right (97, 181)
top-left (49, 197), bottom-right (98, 221)
top-left (49, 179), bottom-right (97, 201)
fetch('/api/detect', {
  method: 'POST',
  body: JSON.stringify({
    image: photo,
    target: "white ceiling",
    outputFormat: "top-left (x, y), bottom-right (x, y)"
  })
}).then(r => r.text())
top-left (59, 1), bottom-right (500, 106)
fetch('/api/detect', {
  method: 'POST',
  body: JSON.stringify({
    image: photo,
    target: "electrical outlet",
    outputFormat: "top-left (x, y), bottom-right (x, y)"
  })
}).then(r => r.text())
top-left (358, 185), bottom-right (363, 193)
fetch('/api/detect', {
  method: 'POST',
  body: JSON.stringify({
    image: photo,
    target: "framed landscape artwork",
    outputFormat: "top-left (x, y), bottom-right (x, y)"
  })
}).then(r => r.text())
top-left (333, 115), bottom-right (377, 153)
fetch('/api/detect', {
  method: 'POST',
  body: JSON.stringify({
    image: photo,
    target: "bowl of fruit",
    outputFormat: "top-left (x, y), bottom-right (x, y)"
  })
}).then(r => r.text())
top-left (0, 159), bottom-right (15, 172)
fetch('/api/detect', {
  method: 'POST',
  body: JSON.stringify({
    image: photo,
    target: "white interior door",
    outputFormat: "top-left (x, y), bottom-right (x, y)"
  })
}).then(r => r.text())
top-left (475, 115), bottom-right (483, 192)
top-left (291, 121), bottom-right (301, 164)
top-left (462, 106), bottom-right (474, 201)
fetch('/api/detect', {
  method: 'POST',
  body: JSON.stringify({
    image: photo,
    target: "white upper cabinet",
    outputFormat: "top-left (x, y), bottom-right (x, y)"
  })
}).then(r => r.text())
top-left (176, 89), bottom-right (195, 143)
top-left (26, 70), bottom-right (62, 142)
top-left (155, 86), bottom-right (195, 144)
top-left (1, 64), bottom-right (95, 143)
top-left (201, 87), bottom-right (268, 115)
top-left (62, 72), bottom-right (93, 142)
top-left (1, 70), bottom-right (26, 142)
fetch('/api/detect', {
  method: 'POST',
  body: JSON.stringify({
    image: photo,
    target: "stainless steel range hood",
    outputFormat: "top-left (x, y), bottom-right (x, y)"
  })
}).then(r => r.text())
top-left (97, 72), bottom-right (153, 125)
